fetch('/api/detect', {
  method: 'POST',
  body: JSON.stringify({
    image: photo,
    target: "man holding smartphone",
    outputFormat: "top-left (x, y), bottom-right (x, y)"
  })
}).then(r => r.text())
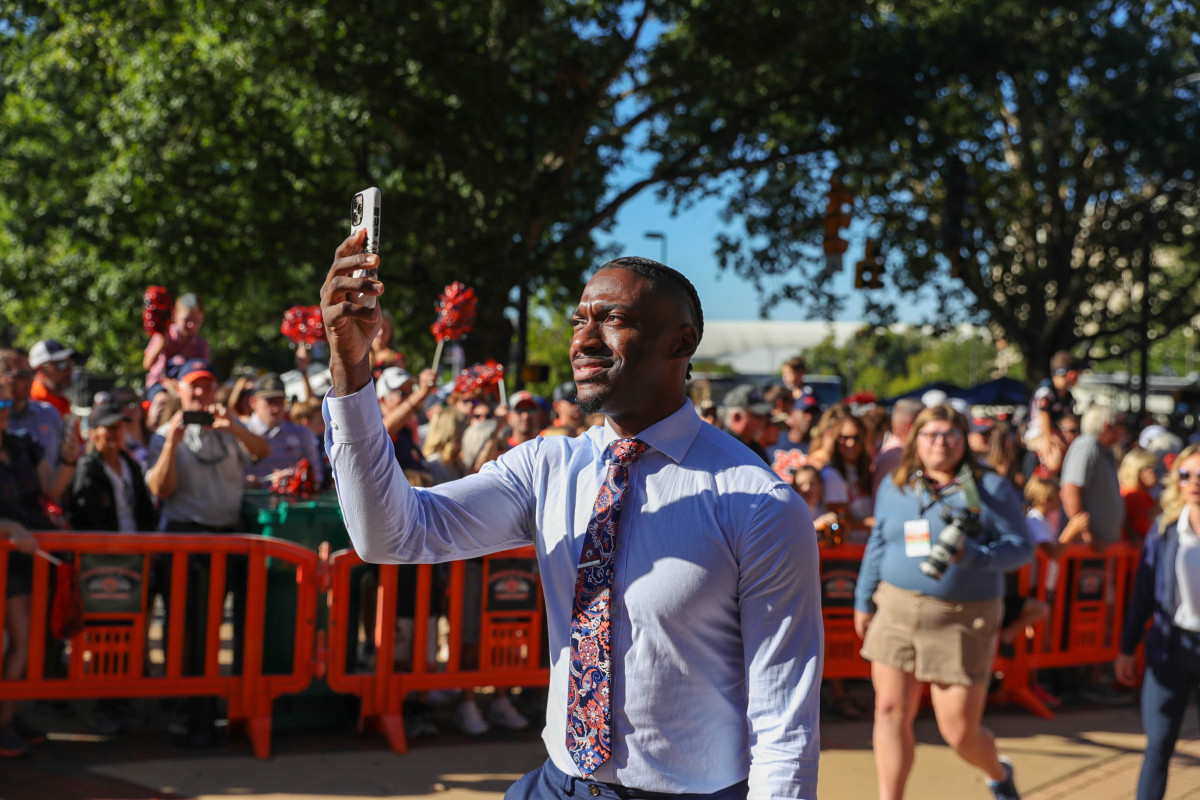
top-left (144, 357), bottom-right (269, 747)
top-left (320, 230), bottom-right (822, 800)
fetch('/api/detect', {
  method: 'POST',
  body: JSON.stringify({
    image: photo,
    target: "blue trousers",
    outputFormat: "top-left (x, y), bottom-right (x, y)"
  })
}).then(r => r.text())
top-left (505, 759), bottom-right (749, 800)
top-left (1138, 628), bottom-right (1200, 800)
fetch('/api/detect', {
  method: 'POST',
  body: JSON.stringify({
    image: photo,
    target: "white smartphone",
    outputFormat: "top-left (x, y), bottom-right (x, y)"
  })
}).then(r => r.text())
top-left (350, 187), bottom-right (381, 308)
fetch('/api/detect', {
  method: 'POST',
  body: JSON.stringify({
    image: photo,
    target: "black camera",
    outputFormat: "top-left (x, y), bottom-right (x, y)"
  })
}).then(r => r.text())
top-left (918, 507), bottom-right (982, 580)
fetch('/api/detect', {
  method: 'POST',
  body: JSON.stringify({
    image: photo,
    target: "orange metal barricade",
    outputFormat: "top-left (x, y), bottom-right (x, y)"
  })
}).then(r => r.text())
top-left (0, 532), bottom-right (322, 758)
top-left (325, 547), bottom-right (549, 753)
top-left (818, 544), bottom-right (871, 679)
top-left (990, 542), bottom-right (1140, 719)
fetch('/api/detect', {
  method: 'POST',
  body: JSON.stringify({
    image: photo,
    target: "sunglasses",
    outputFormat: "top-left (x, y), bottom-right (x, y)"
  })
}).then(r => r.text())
top-left (0, 399), bottom-right (12, 411)
top-left (1, 370), bottom-right (35, 380)
top-left (1179, 469), bottom-right (1200, 487)
top-left (837, 435), bottom-right (860, 444)
top-left (918, 430), bottom-right (963, 444)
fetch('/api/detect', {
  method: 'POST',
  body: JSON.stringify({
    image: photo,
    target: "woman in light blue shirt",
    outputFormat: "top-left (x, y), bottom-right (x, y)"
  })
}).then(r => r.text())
top-left (854, 404), bottom-right (1032, 800)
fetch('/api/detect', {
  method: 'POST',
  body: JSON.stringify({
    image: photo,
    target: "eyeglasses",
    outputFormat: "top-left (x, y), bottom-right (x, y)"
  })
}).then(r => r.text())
top-left (46, 360), bottom-right (73, 371)
top-left (472, 411), bottom-right (492, 420)
top-left (1178, 469), bottom-right (1200, 487)
top-left (0, 399), bottom-right (12, 411)
top-left (918, 430), bottom-right (963, 444)
top-left (0, 370), bottom-right (35, 380)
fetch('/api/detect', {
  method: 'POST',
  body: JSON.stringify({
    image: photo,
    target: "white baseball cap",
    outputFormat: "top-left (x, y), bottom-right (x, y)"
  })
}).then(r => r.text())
top-left (376, 367), bottom-right (414, 399)
top-left (29, 339), bottom-right (75, 369)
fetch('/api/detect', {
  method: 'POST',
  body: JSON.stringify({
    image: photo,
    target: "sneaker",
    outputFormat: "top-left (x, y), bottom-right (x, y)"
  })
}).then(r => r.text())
top-left (0, 725), bottom-right (30, 758)
top-left (12, 715), bottom-right (47, 746)
top-left (454, 701), bottom-right (489, 735)
top-left (988, 757), bottom-right (1021, 800)
top-left (487, 695), bottom-right (529, 731)
top-left (1078, 684), bottom-right (1133, 706)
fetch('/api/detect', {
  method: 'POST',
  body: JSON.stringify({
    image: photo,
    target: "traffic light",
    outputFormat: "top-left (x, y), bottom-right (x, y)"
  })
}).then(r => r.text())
top-left (823, 177), bottom-right (853, 265)
top-left (854, 240), bottom-right (884, 290)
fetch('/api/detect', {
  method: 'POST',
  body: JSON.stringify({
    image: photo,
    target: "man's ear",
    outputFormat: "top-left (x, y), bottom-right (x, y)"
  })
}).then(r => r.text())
top-left (672, 324), bottom-right (699, 362)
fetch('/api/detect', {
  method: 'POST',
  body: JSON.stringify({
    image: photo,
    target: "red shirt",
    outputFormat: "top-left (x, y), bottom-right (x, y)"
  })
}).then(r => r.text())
top-left (1121, 487), bottom-right (1156, 540)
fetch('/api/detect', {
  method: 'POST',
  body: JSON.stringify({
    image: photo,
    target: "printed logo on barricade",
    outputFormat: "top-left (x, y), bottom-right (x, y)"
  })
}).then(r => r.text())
top-left (80, 554), bottom-right (144, 614)
top-left (486, 558), bottom-right (539, 612)
top-left (821, 561), bottom-right (859, 608)
top-left (1075, 558), bottom-right (1106, 603)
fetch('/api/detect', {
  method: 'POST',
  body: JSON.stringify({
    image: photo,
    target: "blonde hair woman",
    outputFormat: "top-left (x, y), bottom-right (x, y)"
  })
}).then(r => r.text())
top-left (1116, 444), bottom-right (1200, 800)
top-left (421, 406), bottom-right (469, 485)
top-left (1119, 448), bottom-right (1161, 543)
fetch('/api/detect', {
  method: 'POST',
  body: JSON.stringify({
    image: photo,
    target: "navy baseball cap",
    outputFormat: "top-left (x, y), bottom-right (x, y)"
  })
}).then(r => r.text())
top-left (178, 358), bottom-right (215, 385)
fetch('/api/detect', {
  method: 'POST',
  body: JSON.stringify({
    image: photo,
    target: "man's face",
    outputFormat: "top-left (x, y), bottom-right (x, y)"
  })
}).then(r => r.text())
top-left (509, 402), bottom-right (539, 437)
top-left (570, 269), bottom-right (693, 421)
top-left (92, 421), bottom-right (126, 456)
top-left (789, 407), bottom-right (814, 437)
top-left (0, 353), bottom-right (34, 413)
top-left (554, 398), bottom-right (583, 428)
top-left (252, 395), bottom-right (286, 427)
top-left (40, 358), bottom-right (74, 392)
top-left (727, 409), bottom-right (766, 444)
top-left (179, 376), bottom-right (216, 411)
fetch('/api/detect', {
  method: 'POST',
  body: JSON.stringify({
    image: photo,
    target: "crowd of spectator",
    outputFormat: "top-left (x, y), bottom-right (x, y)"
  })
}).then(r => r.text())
top-left (3, 311), bottom-right (1200, 785)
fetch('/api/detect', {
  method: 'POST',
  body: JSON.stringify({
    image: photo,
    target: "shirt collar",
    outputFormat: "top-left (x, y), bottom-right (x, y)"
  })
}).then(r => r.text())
top-left (590, 400), bottom-right (701, 465)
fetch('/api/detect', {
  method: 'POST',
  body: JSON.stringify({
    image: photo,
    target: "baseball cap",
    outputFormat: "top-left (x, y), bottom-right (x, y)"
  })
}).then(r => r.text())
top-left (88, 402), bottom-right (127, 429)
top-left (509, 390), bottom-right (539, 410)
top-left (723, 384), bottom-right (771, 415)
top-left (375, 367), bottom-right (414, 399)
top-left (1050, 351), bottom-right (1089, 375)
top-left (552, 381), bottom-right (577, 404)
top-left (252, 372), bottom-right (287, 400)
top-left (178, 358), bottom-right (216, 385)
top-left (29, 339), bottom-right (75, 369)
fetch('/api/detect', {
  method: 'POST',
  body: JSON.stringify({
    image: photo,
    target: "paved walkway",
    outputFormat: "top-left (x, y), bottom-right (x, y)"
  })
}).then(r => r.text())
top-left (3, 701), bottom-right (1199, 799)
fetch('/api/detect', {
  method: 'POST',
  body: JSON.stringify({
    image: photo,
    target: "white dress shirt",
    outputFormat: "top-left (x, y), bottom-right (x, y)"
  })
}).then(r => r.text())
top-left (325, 386), bottom-right (822, 799)
top-left (1174, 505), bottom-right (1200, 632)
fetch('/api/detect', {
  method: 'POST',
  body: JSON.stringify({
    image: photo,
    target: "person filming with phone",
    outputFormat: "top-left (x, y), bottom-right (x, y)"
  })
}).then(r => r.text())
top-left (144, 357), bottom-right (268, 747)
top-left (319, 224), bottom-right (822, 799)
top-left (854, 404), bottom-right (1032, 800)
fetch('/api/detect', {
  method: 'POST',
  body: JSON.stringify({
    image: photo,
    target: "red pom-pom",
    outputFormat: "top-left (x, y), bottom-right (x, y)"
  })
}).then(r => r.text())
top-left (453, 359), bottom-right (506, 395)
top-left (431, 282), bottom-right (478, 343)
top-left (282, 306), bottom-right (326, 346)
top-left (143, 286), bottom-right (172, 335)
top-left (270, 458), bottom-right (318, 496)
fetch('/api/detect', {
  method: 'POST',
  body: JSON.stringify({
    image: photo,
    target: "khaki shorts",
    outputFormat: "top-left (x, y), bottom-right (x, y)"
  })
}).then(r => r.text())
top-left (860, 582), bottom-right (1003, 687)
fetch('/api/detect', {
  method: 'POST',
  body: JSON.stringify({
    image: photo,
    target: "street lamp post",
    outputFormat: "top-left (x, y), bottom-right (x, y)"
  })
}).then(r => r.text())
top-left (644, 231), bottom-right (667, 264)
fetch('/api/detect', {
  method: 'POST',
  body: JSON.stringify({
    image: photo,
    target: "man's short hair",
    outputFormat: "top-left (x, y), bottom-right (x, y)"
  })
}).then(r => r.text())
top-left (1050, 350), bottom-right (1088, 375)
top-left (599, 256), bottom-right (704, 342)
top-left (784, 356), bottom-right (807, 373)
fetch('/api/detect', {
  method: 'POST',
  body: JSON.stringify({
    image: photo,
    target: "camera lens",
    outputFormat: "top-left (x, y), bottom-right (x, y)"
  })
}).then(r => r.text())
top-left (351, 195), bottom-right (363, 226)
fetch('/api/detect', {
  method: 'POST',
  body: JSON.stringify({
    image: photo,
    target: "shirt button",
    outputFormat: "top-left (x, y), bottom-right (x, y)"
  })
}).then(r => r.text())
top-left (589, 786), bottom-right (600, 796)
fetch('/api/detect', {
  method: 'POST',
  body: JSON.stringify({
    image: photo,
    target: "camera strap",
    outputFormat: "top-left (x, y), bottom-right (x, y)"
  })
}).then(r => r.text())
top-left (916, 464), bottom-right (981, 516)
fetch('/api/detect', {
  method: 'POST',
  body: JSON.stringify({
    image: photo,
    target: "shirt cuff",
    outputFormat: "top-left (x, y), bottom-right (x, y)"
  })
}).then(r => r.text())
top-left (322, 382), bottom-right (384, 444)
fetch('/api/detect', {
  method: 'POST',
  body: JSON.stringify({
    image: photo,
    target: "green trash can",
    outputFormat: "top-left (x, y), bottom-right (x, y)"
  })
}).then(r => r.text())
top-left (243, 491), bottom-right (359, 731)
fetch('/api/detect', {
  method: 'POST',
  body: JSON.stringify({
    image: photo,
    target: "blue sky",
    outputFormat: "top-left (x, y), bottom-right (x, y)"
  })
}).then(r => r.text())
top-left (602, 187), bottom-right (905, 324)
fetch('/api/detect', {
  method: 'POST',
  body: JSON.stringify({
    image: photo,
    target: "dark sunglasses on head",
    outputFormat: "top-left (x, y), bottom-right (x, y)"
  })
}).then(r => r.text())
top-left (1178, 469), bottom-right (1200, 486)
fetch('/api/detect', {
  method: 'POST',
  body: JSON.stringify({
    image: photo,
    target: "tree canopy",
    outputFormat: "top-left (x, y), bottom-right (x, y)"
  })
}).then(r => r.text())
top-left (700, 0), bottom-right (1200, 382)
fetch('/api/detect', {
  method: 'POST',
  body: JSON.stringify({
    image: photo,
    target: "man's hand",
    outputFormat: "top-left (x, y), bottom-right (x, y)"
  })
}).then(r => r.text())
top-left (321, 229), bottom-right (383, 396)
top-left (166, 410), bottom-right (186, 445)
top-left (1059, 512), bottom-right (1092, 545)
top-left (209, 403), bottom-right (234, 430)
